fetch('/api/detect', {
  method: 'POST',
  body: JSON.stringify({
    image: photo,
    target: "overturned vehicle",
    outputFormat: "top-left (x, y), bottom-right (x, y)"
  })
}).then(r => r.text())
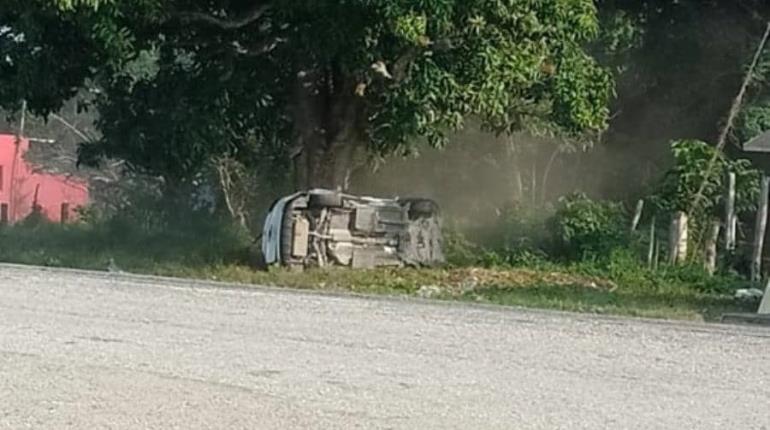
top-left (261, 189), bottom-right (445, 269)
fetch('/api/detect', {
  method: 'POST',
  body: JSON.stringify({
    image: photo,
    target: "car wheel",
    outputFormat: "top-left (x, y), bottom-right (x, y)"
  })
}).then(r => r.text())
top-left (406, 199), bottom-right (437, 218)
top-left (308, 191), bottom-right (343, 208)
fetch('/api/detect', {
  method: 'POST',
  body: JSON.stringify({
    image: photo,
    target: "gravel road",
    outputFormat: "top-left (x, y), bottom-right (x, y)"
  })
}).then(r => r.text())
top-left (1, 264), bottom-right (768, 429)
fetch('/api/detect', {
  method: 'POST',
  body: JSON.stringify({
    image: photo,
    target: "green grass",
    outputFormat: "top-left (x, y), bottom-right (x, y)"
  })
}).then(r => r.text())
top-left (0, 221), bottom-right (757, 322)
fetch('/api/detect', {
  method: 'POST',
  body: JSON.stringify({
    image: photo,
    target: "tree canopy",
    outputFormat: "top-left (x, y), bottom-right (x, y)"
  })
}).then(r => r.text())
top-left (2, 0), bottom-right (613, 189)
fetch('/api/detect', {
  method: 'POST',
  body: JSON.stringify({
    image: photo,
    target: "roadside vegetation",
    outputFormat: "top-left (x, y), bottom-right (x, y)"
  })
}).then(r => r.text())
top-left (3, 1), bottom-right (770, 322)
top-left (0, 178), bottom-right (757, 322)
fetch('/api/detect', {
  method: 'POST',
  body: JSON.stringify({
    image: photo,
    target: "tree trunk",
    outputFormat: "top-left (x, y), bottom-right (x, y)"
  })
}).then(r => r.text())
top-left (506, 139), bottom-right (524, 202)
top-left (290, 64), bottom-right (365, 191)
top-left (630, 199), bottom-right (644, 232)
top-left (704, 219), bottom-right (721, 275)
top-left (530, 162), bottom-right (537, 206)
top-left (760, 277), bottom-right (770, 314)
top-left (751, 175), bottom-right (770, 282)
top-left (514, 170), bottom-right (524, 202)
top-left (504, 136), bottom-right (521, 202)
top-left (215, 157), bottom-right (248, 229)
top-left (725, 171), bottom-right (737, 251)
top-left (301, 141), bottom-right (340, 189)
top-left (669, 211), bottom-right (688, 265)
top-left (647, 215), bottom-right (656, 269)
top-left (540, 146), bottom-right (560, 203)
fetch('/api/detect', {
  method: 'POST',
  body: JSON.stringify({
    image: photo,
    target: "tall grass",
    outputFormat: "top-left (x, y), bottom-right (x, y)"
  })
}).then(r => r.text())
top-left (0, 213), bottom-right (251, 271)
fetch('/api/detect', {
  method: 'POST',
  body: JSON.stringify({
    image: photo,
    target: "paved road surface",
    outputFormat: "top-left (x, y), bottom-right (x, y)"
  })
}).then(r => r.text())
top-left (1, 264), bottom-right (769, 429)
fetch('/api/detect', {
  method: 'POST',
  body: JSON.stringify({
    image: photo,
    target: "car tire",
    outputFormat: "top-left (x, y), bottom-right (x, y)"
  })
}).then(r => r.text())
top-left (406, 199), bottom-right (437, 218)
top-left (280, 206), bottom-right (295, 264)
top-left (308, 191), bottom-right (343, 208)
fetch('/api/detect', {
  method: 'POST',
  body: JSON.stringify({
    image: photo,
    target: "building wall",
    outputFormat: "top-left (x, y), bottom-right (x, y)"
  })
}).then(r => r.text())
top-left (0, 134), bottom-right (89, 224)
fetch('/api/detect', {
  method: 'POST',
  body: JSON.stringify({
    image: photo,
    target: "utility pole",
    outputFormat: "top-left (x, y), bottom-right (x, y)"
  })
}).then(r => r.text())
top-left (9, 100), bottom-right (27, 223)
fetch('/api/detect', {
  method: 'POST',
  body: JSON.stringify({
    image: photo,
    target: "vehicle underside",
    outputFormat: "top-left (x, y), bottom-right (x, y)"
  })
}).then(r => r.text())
top-left (265, 190), bottom-right (444, 270)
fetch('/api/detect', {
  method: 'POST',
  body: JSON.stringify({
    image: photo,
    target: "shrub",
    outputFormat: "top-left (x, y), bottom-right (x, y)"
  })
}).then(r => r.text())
top-left (652, 140), bottom-right (759, 216)
top-left (477, 247), bottom-right (551, 269)
top-left (737, 100), bottom-right (770, 144)
top-left (471, 203), bottom-right (553, 253)
top-left (446, 203), bottom-right (555, 267)
top-left (548, 193), bottom-right (629, 260)
top-left (443, 225), bottom-right (481, 267)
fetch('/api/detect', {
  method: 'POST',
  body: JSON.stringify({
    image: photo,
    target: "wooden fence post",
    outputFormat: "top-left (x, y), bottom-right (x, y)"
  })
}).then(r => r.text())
top-left (704, 220), bottom-right (721, 275)
top-left (751, 175), bottom-right (770, 282)
top-left (725, 172), bottom-right (737, 251)
top-left (631, 199), bottom-right (644, 232)
top-left (531, 165), bottom-right (537, 206)
top-left (669, 211), bottom-right (688, 265)
top-left (647, 216), bottom-right (656, 269)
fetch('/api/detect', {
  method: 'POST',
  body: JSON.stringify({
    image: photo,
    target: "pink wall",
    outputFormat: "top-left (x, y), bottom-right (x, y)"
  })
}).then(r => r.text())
top-left (0, 134), bottom-right (89, 224)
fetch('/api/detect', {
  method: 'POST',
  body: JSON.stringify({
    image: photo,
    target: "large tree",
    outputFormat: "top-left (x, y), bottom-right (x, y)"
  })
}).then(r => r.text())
top-left (3, 0), bottom-right (613, 190)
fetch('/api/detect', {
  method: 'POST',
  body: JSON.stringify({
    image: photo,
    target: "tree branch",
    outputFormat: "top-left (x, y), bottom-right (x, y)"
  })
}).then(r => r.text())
top-left (391, 48), bottom-right (420, 82)
top-left (49, 113), bottom-right (96, 143)
top-left (688, 21), bottom-right (770, 217)
top-left (233, 37), bottom-right (287, 57)
top-left (390, 38), bottom-right (453, 82)
top-left (176, 3), bottom-right (271, 30)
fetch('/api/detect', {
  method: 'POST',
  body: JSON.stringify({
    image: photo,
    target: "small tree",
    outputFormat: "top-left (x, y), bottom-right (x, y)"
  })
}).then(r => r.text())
top-left (651, 139), bottom-right (760, 261)
top-left (548, 192), bottom-right (628, 260)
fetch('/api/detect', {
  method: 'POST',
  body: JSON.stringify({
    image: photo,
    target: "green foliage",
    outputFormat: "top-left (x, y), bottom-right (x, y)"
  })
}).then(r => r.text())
top-left (442, 225), bottom-right (480, 267)
top-left (573, 248), bottom-right (751, 296)
top-left (52, 0), bottom-right (112, 10)
top-left (442, 203), bottom-right (554, 267)
top-left (3, 0), bottom-right (614, 186)
top-left (649, 140), bottom-right (759, 260)
top-left (0, 215), bottom-right (752, 321)
top-left (653, 140), bottom-right (721, 213)
top-left (589, 0), bottom-right (767, 200)
top-left (448, 195), bottom-right (633, 265)
top-left (737, 99), bottom-right (770, 144)
top-left (0, 203), bottom-right (251, 271)
top-left (444, 217), bottom-right (552, 269)
top-left (0, 2), bottom-right (97, 115)
top-left (548, 193), bottom-right (629, 260)
top-left (594, 9), bottom-right (644, 66)
top-left (0, 192), bottom-right (755, 323)
top-left (19, 205), bottom-right (49, 229)
top-left (478, 248), bottom-right (551, 269)
top-left (392, 12), bottom-right (428, 45)
top-left (478, 204), bottom-right (552, 253)
top-left (79, 47), bottom-right (289, 184)
top-left (652, 139), bottom-right (760, 215)
top-left (732, 159), bottom-right (762, 215)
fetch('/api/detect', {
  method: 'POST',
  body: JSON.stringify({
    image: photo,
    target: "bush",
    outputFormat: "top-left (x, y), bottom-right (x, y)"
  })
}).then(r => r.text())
top-left (448, 196), bottom-right (634, 266)
top-left (19, 205), bottom-right (49, 229)
top-left (651, 139), bottom-right (759, 216)
top-left (443, 225), bottom-right (480, 267)
top-left (737, 100), bottom-right (770, 144)
top-left (477, 247), bottom-right (552, 269)
top-left (548, 193), bottom-right (629, 260)
top-left (0, 197), bottom-right (253, 271)
top-left (470, 203), bottom-right (553, 253)
top-left (571, 248), bottom-right (750, 295)
top-left (445, 203), bottom-right (555, 267)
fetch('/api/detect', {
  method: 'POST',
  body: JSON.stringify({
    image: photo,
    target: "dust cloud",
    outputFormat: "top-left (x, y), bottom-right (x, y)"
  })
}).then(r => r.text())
top-left (351, 125), bottom-right (673, 226)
